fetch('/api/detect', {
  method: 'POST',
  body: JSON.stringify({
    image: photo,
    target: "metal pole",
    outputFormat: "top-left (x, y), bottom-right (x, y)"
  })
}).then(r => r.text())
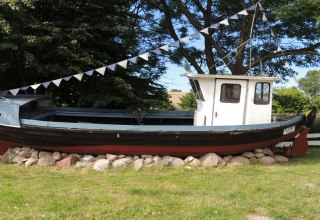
top-left (249, 4), bottom-right (258, 75)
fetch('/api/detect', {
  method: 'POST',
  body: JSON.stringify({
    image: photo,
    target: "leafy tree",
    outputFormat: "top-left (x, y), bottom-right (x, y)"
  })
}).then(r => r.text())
top-left (298, 70), bottom-right (320, 99)
top-left (179, 91), bottom-right (196, 110)
top-left (142, 0), bottom-right (320, 78)
top-left (273, 87), bottom-right (309, 114)
top-left (0, 0), bottom-right (171, 111)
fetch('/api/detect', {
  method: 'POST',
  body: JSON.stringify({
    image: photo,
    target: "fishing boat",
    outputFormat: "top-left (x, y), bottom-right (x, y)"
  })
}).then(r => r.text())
top-left (0, 74), bottom-right (309, 157)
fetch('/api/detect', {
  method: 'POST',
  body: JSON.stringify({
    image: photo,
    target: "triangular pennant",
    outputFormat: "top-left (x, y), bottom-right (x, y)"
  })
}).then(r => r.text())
top-left (73, 73), bottom-right (83, 81)
top-left (85, 70), bottom-right (94, 76)
top-left (31, 84), bottom-right (41, 90)
top-left (20, 86), bottom-right (30, 91)
top-left (181, 36), bottom-right (190, 44)
top-left (63, 76), bottom-right (72, 81)
top-left (128, 56), bottom-right (138, 64)
top-left (139, 52), bottom-right (149, 61)
top-left (277, 46), bottom-right (282, 52)
top-left (271, 30), bottom-right (275, 38)
top-left (238, 9), bottom-right (248, 15)
top-left (229, 14), bottom-right (238, 20)
top-left (42, 81), bottom-right (51, 88)
top-left (258, 2), bottom-right (265, 11)
top-left (9, 88), bottom-right (20, 96)
top-left (191, 32), bottom-right (200, 39)
top-left (200, 28), bottom-right (209, 35)
top-left (262, 13), bottom-right (268, 22)
top-left (95, 66), bottom-right (106, 75)
top-left (247, 4), bottom-right (256, 11)
top-left (170, 41), bottom-right (180, 48)
top-left (284, 61), bottom-right (290, 69)
top-left (160, 44), bottom-right (170, 52)
top-left (52, 79), bottom-right (62, 87)
top-left (219, 19), bottom-right (229, 26)
top-left (210, 23), bottom-right (220, 29)
top-left (107, 64), bottom-right (117, 71)
top-left (152, 48), bottom-right (162, 55)
top-left (117, 60), bottom-right (128, 69)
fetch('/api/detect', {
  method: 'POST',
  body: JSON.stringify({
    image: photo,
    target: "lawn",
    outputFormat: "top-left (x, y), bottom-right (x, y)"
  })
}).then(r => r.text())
top-left (0, 147), bottom-right (319, 220)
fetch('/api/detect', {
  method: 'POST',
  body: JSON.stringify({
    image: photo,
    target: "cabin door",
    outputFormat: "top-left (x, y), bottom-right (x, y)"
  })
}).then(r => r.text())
top-left (212, 79), bottom-right (247, 125)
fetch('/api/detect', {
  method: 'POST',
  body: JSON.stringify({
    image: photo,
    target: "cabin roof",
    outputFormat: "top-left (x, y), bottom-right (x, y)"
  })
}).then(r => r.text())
top-left (183, 73), bottom-right (279, 81)
top-left (1, 95), bottom-right (51, 106)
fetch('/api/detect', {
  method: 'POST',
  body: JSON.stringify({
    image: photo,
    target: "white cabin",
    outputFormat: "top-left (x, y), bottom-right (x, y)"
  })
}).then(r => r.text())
top-left (185, 74), bottom-right (278, 126)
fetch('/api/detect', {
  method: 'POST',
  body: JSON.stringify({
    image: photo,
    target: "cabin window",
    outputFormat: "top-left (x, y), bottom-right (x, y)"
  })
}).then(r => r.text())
top-left (254, 82), bottom-right (270, 105)
top-left (189, 79), bottom-right (205, 101)
top-left (220, 84), bottom-right (241, 103)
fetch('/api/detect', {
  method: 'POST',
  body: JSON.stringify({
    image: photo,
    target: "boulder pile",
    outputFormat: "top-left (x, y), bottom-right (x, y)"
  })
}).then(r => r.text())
top-left (0, 147), bottom-right (289, 171)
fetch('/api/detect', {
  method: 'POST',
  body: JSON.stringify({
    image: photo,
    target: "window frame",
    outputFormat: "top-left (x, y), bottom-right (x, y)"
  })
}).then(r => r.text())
top-left (254, 82), bottom-right (270, 105)
top-left (220, 83), bottom-right (241, 103)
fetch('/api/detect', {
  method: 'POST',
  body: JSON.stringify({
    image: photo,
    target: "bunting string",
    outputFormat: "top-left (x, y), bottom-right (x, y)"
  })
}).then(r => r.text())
top-left (0, 3), bottom-right (265, 97)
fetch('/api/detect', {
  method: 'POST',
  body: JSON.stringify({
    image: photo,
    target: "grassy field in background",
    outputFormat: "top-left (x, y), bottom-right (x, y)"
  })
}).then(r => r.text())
top-left (1, 147), bottom-right (320, 220)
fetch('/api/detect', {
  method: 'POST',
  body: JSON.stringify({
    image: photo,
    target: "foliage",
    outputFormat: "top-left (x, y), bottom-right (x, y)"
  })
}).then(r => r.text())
top-left (141, 0), bottom-right (320, 78)
top-left (310, 117), bottom-right (320, 133)
top-left (298, 70), bottom-right (320, 99)
top-left (178, 91), bottom-right (196, 110)
top-left (273, 87), bottom-right (309, 114)
top-left (312, 96), bottom-right (320, 109)
top-left (0, 0), bottom-right (171, 111)
top-left (1, 148), bottom-right (320, 219)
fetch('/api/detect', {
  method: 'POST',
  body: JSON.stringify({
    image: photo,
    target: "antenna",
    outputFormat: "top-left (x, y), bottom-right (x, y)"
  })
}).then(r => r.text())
top-left (249, 4), bottom-right (258, 75)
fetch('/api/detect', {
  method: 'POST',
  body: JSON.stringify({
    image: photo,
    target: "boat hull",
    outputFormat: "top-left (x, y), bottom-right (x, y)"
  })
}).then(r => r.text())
top-left (0, 116), bottom-right (305, 156)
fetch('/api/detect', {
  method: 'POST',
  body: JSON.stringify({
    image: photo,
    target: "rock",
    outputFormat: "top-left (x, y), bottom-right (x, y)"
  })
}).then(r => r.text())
top-left (12, 156), bottom-right (27, 165)
top-left (1, 151), bottom-right (10, 163)
top-left (56, 154), bottom-right (79, 168)
top-left (39, 151), bottom-right (52, 158)
top-left (254, 153), bottom-right (265, 158)
top-left (223, 155), bottom-right (232, 162)
top-left (262, 148), bottom-right (274, 156)
top-left (185, 166), bottom-right (192, 170)
top-left (7, 148), bottom-right (18, 163)
top-left (37, 156), bottom-right (55, 167)
top-left (250, 157), bottom-right (258, 163)
top-left (52, 152), bottom-right (62, 161)
top-left (254, 148), bottom-right (263, 153)
top-left (199, 153), bottom-right (222, 168)
top-left (184, 156), bottom-right (195, 164)
top-left (153, 156), bottom-right (161, 164)
top-left (272, 155), bottom-right (289, 163)
top-left (141, 154), bottom-right (153, 159)
top-left (144, 158), bottom-right (154, 166)
top-left (25, 158), bottom-right (38, 167)
top-left (30, 149), bottom-right (39, 159)
top-left (75, 161), bottom-right (87, 169)
top-left (169, 157), bottom-right (185, 168)
top-left (189, 158), bottom-right (201, 167)
top-left (247, 215), bottom-right (273, 220)
top-left (112, 158), bottom-right (132, 168)
top-left (95, 154), bottom-right (106, 160)
top-left (93, 159), bottom-right (110, 171)
top-left (81, 162), bottom-right (94, 173)
top-left (106, 154), bottom-right (118, 162)
top-left (229, 156), bottom-right (250, 166)
top-left (242, 152), bottom-right (255, 158)
top-left (81, 155), bottom-right (95, 162)
top-left (118, 155), bottom-right (126, 159)
top-left (258, 156), bottom-right (276, 165)
top-left (133, 156), bottom-right (140, 160)
top-left (158, 158), bottom-right (171, 167)
top-left (134, 159), bottom-right (144, 171)
top-left (61, 153), bottom-right (67, 158)
top-left (18, 147), bottom-right (31, 157)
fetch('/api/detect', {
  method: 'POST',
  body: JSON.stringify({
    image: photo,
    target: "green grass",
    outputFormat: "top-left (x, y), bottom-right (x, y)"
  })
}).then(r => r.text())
top-left (1, 148), bottom-right (320, 220)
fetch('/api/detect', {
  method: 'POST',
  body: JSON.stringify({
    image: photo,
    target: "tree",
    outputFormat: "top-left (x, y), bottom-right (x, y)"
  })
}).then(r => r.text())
top-left (298, 70), bottom-right (320, 99)
top-left (141, 0), bottom-right (320, 78)
top-left (0, 0), bottom-right (171, 111)
top-left (273, 87), bottom-right (309, 114)
top-left (179, 91), bottom-right (196, 110)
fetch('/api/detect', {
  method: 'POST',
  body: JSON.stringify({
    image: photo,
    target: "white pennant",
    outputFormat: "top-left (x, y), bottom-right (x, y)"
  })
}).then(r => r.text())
top-left (63, 76), bottom-right (72, 81)
top-left (271, 30), bottom-right (275, 38)
top-left (52, 79), bottom-right (62, 87)
top-left (200, 28), bottom-right (209, 34)
top-left (31, 84), bottom-right (41, 90)
top-left (139, 52), bottom-right (149, 61)
top-left (20, 86), bottom-right (30, 91)
top-left (9, 88), bottom-right (20, 96)
top-left (160, 45), bottom-right (169, 52)
top-left (219, 19), bottom-right (229, 26)
top-left (152, 48), bottom-right (162, 55)
top-left (170, 41), bottom-right (180, 48)
top-left (117, 60), bottom-right (128, 69)
top-left (42, 81), bottom-right (51, 88)
top-left (238, 9), bottom-right (248, 16)
top-left (181, 36), bottom-right (190, 44)
top-left (262, 13), bottom-right (268, 22)
top-left (128, 56), bottom-right (138, 64)
top-left (229, 14), bottom-right (238, 20)
top-left (107, 64), bottom-right (116, 71)
top-left (258, 2), bottom-right (265, 11)
top-left (191, 32), bottom-right (200, 39)
top-left (247, 4), bottom-right (256, 11)
top-left (210, 23), bottom-right (220, 29)
top-left (277, 46), bottom-right (282, 52)
top-left (85, 70), bottom-right (94, 76)
top-left (73, 73), bottom-right (83, 81)
top-left (95, 66), bottom-right (106, 75)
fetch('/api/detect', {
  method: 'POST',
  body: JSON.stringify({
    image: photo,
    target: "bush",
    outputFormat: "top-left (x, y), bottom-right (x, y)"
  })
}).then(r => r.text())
top-left (310, 117), bottom-right (320, 133)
